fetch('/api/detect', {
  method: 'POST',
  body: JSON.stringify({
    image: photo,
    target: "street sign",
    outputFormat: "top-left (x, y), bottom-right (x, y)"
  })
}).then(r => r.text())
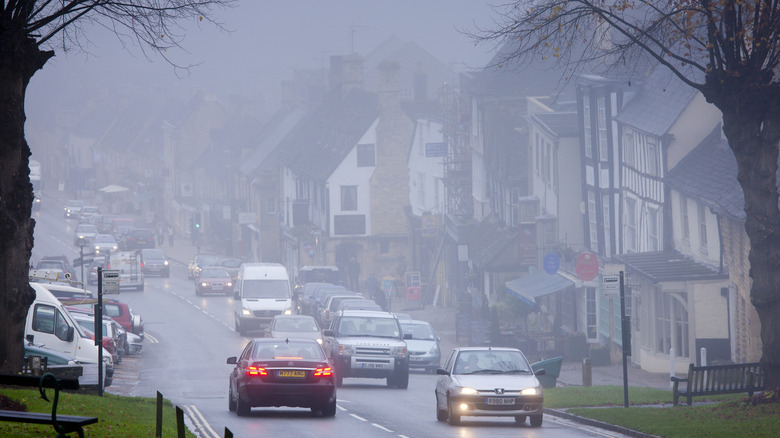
top-left (102, 269), bottom-right (120, 295)
top-left (576, 252), bottom-right (599, 281)
top-left (602, 274), bottom-right (620, 296)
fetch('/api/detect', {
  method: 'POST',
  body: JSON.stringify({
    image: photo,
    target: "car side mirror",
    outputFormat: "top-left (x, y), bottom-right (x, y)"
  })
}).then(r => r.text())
top-left (436, 368), bottom-right (449, 376)
top-left (65, 326), bottom-right (75, 342)
top-left (534, 368), bottom-right (546, 376)
top-left (26, 334), bottom-right (34, 344)
top-left (226, 356), bottom-right (237, 365)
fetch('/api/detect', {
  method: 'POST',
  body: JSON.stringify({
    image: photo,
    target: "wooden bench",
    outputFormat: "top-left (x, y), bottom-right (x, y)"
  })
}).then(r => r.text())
top-left (671, 362), bottom-right (764, 406)
top-left (0, 373), bottom-right (98, 437)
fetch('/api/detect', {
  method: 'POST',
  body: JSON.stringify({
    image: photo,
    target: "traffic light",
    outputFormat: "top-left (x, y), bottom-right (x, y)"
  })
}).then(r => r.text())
top-left (194, 211), bottom-right (201, 229)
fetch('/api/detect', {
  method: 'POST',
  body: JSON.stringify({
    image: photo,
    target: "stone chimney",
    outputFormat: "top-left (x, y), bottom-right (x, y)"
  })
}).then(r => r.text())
top-left (329, 54), bottom-right (364, 96)
top-left (377, 61), bottom-right (402, 115)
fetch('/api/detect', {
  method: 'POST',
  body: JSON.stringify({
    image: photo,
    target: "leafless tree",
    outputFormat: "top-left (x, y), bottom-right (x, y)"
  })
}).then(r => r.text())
top-left (471, 0), bottom-right (780, 388)
top-left (0, 0), bottom-right (234, 373)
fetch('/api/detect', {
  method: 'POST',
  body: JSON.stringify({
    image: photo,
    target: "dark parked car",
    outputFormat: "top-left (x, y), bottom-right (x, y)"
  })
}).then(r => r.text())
top-left (121, 228), bottom-right (155, 250)
top-left (227, 338), bottom-right (336, 417)
top-left (195, 267), bottom-right (234, 296)
top-left (140, 248), bottom-right (170, 278)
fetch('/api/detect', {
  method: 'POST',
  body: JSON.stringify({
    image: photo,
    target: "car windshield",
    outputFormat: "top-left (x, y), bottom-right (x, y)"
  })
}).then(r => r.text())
top-left (251, 341), bottom-right (324, 360)
top-left (339, 316), bottom-right (399, 338)
top-left (143, 249), bottom-right (165, 259)
top-left (77, 224), bottom-right (97, 233)
top-left (242, 279), bottom-right (289, 299)
top-left (200, 268), bottom-right (230, 278)
top-left (454, 350), bottom-right (532, 375)
top-left (401, 323), bottom-right (435, 340)
top-left (273, 317), bottom-right (318, 332)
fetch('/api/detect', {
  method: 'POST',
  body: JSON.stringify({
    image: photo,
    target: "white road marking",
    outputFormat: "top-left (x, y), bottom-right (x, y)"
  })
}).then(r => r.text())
top-left (350, 413), bottom-right (367, 421)
top-left (371, 423), bottom-right (394, 432)
top-left (183, 404), bottom-right (219, 438)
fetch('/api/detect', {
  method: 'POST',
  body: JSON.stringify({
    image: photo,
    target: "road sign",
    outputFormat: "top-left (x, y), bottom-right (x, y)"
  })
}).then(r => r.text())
top-left (602, 274), bottom-right (620, 296)
top-left (102, 269), bottom-right (120, 295)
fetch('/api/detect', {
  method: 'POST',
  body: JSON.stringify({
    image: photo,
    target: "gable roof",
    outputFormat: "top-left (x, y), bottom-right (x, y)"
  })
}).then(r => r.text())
top-left (276, 87), bottom-right (378, 181)
top-left (614, 66), bottom-right (698, 136)
top-left (239, 107), bottom-right (307, 176)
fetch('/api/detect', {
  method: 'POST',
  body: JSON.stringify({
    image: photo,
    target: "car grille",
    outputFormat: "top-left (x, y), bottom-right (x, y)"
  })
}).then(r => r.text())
top-left (252, 310), bottom-right (283, 318)
top-left (355, 346), bottom-right (391, 356)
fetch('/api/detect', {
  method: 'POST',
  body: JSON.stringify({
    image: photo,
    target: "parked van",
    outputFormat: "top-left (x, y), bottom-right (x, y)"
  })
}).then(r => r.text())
top-left (233, 263), bottom-right (292, 336)
top-left (108, 251), bottom-right (145, 291)
top-left (26, 282), bottom-right (113, 386)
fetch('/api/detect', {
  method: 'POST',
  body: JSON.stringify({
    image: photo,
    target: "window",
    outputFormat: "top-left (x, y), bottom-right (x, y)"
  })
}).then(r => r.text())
top-left (586, 287), bottom-right (598, 339)
top-left (32, 305), bottom-right (71, 341)
top-left (356, 144), bottom-right (375, 167)
top-left (646, 137), bottom-right (658, 176)
top-left (341, 186), bottom-right (357, 211)
top-left (625, 198), bottom-right (637, 252)
top-left (623, 130), bottom-right (635, 166)
top-left (680, 195), bottom-right (689, 240)
top-left (266, 197), bottom-right (276, 215)
top-left (583, 99), bottom-right (592, 158)
top-left (648, 207), bottom-right (659, 251)
top-left (535, 134), bottom-right (541, 175)
top-left (698, 203), bottom-right (708, 249)
top-left (655, 292), bottom-right (689, 357)
top-left (588, 191), bottom-right (598, 250)
top-left (598, 97), bottom-right (608, 161)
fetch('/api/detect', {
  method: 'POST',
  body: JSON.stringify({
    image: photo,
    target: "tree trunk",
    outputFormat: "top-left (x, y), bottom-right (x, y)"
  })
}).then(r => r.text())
top-left (717, 82), bottom-right (780, 389)
top-left (0, 34), bottom-right (52, 374)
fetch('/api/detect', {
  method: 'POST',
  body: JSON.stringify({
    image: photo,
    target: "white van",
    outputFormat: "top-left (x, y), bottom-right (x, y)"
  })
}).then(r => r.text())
top-left (109, 251), bottom-right (144, 291)
top-left (26, 282), bottom-right (113, 386)
top-left (233, 263), bottom-right (292, 336)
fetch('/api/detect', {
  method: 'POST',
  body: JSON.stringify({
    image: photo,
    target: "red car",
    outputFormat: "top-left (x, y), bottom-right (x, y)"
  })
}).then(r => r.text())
top-left (227, 338), bottom-right (336, 417)
top-left (195, 267), bottom-right (234, 296)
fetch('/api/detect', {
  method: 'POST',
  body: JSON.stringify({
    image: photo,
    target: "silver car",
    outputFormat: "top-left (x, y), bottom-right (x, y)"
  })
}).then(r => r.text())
top-left (400, 320), bottom-right (441, 373)
top-left (435, 347), bottom-right (545, 427)
top-left (270, 314), bottom-right (323, 345)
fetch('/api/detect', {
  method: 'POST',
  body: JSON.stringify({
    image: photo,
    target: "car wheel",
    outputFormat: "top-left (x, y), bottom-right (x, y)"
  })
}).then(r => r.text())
top-left (235, 319), bottom-right (245, 336)
top-left (236, 394), bottom-right (250, 417)
top-left (447, 397), bottom-right (460, 426)
top-left (514, 415), bottom-right (526, 424)
top-left (228, 385), bottom-right (237, 412)
top-left (435, 394), bottom-right (447, 421)
top-left (529, 414), bottom-right (543, 427)
top-left (319, 398), bottom-right (337, 417)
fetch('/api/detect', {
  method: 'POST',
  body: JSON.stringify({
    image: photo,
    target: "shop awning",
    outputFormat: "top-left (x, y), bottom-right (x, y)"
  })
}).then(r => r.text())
top-left (505, 272), bottom-right (573, 305)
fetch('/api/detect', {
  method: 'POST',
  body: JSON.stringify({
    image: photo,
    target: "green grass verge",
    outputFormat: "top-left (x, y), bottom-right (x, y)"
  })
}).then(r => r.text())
top-left (544, 385), bottom-right (744, 408)
top-left (566, 401), bottom-right (780, 438)
top-left (0, 388), bottom-right (196, 437)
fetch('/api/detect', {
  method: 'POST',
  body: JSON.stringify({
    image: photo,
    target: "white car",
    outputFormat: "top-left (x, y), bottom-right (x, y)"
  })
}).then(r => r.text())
top-left (92, 234), bottom-right (119, 254)
top-left (74, 223), bottom-right (99, 246)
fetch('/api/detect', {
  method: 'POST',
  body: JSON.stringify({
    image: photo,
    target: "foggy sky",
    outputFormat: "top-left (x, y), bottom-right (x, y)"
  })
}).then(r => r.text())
top-left (26, 1), bottom-right (497, 121)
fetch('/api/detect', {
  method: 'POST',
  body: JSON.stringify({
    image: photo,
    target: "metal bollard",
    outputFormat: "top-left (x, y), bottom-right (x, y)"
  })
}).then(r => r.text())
top-left (582, 357), bottom-right (592, 387)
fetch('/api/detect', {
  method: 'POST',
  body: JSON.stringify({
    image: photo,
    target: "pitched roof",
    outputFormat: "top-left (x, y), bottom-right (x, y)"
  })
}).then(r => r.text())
top-left (665, 125), bottom-right (745, 220)
top-left (276, 87), bottom-right (379, 181)
top-left (239, 107), bottom-right (307, 176)
top-left (614, 67), bottom-right (698, 136)
top-left (528, 112), bottom-right (579, 138)
top-left (615, 250), bottom-right (727, 282)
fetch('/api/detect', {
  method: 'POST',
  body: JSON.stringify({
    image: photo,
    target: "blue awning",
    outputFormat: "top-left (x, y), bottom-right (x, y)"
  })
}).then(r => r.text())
top-left (505, 272), bottom-right (573, 305)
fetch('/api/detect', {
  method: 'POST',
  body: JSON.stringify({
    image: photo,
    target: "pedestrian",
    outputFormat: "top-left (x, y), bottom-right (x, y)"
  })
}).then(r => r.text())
top-left (365, 273), bottom-right (379, 299)
top-left (347, 257), bottom-right (360, 292)
top-left (167, 224), bottom-right (174, 247)
top-left (372, 283), bottom-right (388, 311)
top-left (156, 224), bottom-right (164, 245)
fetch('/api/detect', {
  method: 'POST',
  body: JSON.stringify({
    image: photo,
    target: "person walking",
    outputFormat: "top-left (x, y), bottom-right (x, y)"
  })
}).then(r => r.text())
top-left (167, 224), bottom-right (174, 247)
top-left (347, 257), bottom-right (360, 292)
top-left (156, 224), bottom-right (164, 246)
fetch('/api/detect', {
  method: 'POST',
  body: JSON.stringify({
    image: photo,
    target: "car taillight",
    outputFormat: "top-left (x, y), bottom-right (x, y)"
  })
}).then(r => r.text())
top-left (313, 366), bottom-right (333, 377)
top-left (245, 365), bottom-right (267, 377)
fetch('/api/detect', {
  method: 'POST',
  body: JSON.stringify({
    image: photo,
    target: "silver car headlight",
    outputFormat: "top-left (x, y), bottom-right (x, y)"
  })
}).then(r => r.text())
top-left (521, 387), bottom-right (541, 396)
top-left (457, 387), bottom-right (478, 395)
top-left (338, 344), bottom-right (354, 356)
